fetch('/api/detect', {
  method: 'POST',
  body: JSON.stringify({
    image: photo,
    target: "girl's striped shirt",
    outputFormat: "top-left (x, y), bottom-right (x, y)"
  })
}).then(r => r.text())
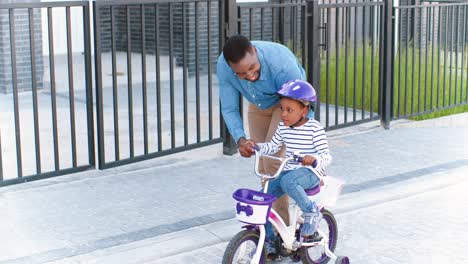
top-left (257, 118), bottom-right (332, 177)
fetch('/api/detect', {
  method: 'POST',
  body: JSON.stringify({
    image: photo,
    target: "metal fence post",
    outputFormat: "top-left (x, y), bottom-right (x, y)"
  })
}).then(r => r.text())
top-left (279, 0), bottom-right (285, 44)
top-left (83, 3), bottom-right (95, 168)
top-left (390, 7), bottom-right (395, 120)
top-left (93, 2), bottom-right (106, 169)
top-left (307, 0), bottom-right (321, 122)
top-left (380, 0), bottom-right (393, 129)
top-left (221, 0), bottom-right (238, 155)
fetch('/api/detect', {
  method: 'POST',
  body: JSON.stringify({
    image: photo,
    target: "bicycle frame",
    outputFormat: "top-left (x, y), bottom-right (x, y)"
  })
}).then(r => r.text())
top-left (247, 151), bottom-right (341, 264)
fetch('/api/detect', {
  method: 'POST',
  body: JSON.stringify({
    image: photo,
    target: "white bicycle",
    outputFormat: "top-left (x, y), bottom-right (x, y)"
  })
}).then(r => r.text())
top-left (222, 151), bottom-right (349, 264)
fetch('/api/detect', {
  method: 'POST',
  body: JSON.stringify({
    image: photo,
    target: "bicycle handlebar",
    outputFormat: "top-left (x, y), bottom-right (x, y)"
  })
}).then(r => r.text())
top-left (253, 149), bottom-right (302, 180)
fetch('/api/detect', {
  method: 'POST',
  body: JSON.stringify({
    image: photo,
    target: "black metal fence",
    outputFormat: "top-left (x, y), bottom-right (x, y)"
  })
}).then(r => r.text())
top-left (0, 0), bottom-right (467, 186)
top-left (0, 1), bottom-right (94, 186)
top-left (237, 1), bottom-right (308, 66)
top-left (315, 0), bottom-right (385, 129)
top-left (93, 0), bottom-right (222, 169)
top-left (393, 2), bottom-right (468, 119)
top-left (231, 0), bottom-right (386, 132)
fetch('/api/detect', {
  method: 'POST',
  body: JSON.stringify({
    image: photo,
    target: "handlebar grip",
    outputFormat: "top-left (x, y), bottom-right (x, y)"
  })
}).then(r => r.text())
top-left (296, 156), bottom-right (303, 163)
top-left (292, 151), bottom-right (303, 163)
top-left (293, 154), bottom-right (317, 167)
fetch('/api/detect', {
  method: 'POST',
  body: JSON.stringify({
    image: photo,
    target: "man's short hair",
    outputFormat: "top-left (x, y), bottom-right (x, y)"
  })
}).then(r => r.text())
top-left (222, 35), bottom-right (252, 64)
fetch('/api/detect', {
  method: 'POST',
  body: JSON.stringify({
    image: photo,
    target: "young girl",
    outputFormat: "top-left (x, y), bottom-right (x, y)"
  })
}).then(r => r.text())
top-left (246, 80), bottom-right (332, 258)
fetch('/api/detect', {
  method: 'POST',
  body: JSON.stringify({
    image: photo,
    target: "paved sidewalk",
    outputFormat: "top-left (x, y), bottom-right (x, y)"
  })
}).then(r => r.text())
top-left (0, 113), bottom-right (467, 263)
top-left (150, 165), bottom-right (468, 264)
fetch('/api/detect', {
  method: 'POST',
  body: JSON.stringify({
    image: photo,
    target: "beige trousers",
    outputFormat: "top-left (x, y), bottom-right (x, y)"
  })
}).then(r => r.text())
top-left (247, 103), bottom-right (289, 225)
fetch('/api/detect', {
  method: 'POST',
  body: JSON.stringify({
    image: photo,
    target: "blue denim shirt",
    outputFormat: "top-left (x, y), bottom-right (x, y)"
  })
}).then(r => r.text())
top-left (217, 41), bottom-right (307, 143)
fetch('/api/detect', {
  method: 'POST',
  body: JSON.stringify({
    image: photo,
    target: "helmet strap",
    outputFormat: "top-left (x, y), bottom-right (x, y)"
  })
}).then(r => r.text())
top-left (289, 116), bottom-right (308, 128)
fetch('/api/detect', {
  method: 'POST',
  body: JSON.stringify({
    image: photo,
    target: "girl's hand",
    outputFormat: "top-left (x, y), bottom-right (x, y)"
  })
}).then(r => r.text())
top-left (301, 155), bottom-right (316, 166)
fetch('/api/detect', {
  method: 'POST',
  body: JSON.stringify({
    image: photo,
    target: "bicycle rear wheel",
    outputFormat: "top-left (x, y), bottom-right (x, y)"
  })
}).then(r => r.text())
top-left (222, 229), bottom-right (267, 264)
top-left (299, 209), bottom-right (338, 264)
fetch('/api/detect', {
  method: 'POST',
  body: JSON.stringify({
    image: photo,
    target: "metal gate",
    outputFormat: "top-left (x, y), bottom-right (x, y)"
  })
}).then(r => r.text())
top-left (0, 1), bottom-right (95, 186)
top-left (93, 0), bottom-right (223, 169)
top-left (393, 2), bottom-right (468, 119)
top-left (2, 0), bottom-right (465, 185)
top-left (224, 0), bottom-right (386, 134)
top-left (314, 0), bottom-right (386, 130)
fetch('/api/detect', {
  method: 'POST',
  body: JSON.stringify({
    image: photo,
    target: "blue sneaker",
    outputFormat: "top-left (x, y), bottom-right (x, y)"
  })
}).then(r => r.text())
top-left (301, 212), bottom-right (320, 237)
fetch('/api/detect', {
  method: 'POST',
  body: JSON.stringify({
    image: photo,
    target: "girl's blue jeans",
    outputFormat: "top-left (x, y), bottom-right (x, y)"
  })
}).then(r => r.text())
top-left (264, 167), bottom-right (320, 242)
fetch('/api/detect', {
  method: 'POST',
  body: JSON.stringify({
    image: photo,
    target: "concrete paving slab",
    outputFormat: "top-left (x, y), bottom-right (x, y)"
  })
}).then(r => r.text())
top-left (148, 165), bottom-right (468, 264)
top-left (0, 113), bottom-right (466, 264)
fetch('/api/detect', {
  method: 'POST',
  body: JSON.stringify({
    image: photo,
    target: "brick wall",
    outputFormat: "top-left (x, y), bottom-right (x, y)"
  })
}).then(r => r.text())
top-left (0, 11), bottom-right (10, 93)
top-left (96, 1), bottom-right (314, 76)
top-left (238, 2), bottom-right (303, 50)
top-left (97, 2), bottom-right (220, 75)
top-left (399, 0), bottom-right (466, 51)
top-left (0, 8), bottom-right (44, 94)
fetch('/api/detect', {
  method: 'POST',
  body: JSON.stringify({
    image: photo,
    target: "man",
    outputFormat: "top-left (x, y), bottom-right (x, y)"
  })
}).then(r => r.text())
top-left (217, 35), bottom-right (310, 226)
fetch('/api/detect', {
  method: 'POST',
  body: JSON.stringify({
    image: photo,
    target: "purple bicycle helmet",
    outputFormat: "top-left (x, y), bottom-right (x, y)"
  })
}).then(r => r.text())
top-left (277, 79), bottom-right (317, 105)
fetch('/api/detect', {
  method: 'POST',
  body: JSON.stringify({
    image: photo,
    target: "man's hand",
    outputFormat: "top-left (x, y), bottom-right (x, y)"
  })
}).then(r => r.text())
top-left (301, 155), bottom-right (317, 166)
top-left (237, 137), bottom-right (255, 157)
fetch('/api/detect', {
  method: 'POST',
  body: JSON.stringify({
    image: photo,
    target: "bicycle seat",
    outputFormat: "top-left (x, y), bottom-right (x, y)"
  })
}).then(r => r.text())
top-left (305, 185), bottom-right (320, 196)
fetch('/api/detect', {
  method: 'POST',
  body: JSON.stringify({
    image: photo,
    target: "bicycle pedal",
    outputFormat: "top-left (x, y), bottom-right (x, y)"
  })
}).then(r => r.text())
top-left (266, 253), bottom-right (281, 261)
top-left (303, 232), bottom-right (322, 243)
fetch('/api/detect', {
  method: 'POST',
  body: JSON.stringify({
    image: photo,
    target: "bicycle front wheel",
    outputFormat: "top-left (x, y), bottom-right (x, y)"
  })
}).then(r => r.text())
top-left (222, 229), bottom-right (267, 264)
top-left (299, 208), bottom-right (338, 264)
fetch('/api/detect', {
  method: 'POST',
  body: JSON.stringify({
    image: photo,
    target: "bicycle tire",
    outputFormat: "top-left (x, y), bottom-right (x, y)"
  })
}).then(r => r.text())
top-left (299, 208), bottom-right (338, 264)
top-left (222, 229), bottom-right (267, 264)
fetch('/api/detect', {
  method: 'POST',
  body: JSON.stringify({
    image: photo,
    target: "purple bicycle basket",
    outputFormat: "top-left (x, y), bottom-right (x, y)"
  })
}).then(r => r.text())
top-left (232, 189), bottom-right (277, 224)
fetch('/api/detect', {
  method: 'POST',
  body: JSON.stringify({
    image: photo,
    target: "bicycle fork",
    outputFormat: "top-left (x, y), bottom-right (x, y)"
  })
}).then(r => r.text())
top-left (251, 225), bottom-right (266, 264)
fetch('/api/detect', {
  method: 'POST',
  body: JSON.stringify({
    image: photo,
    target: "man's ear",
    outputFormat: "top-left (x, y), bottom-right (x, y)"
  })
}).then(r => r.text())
top-left (248, 45), bottom-right (256, 55)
